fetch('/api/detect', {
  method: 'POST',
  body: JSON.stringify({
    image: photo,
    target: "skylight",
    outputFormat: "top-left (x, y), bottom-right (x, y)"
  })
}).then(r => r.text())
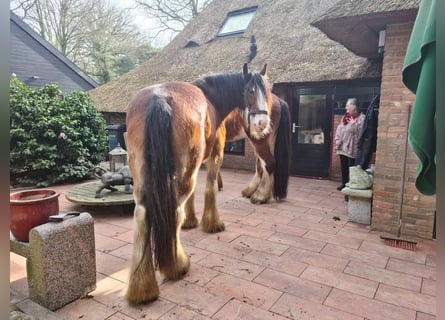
top-left (217, 7), bottom-right (257, 37)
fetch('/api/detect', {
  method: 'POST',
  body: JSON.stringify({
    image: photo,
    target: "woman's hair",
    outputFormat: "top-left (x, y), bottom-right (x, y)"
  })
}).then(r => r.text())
top-left (346, 98), bottom-right (358, 112)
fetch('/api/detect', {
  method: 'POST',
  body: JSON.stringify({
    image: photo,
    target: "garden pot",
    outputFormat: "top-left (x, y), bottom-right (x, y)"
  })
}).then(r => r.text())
top-left (10, 189), bottom-right (60, 242)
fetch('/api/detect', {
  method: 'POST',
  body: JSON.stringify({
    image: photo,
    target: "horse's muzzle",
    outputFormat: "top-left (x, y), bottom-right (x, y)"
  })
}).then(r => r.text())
top-left (249, 113), bottom-right (271, 139)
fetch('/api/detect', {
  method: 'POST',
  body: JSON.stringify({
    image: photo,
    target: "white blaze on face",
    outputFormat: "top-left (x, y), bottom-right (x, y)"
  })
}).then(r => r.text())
top-left (248, 88), bottom-right (271, 139)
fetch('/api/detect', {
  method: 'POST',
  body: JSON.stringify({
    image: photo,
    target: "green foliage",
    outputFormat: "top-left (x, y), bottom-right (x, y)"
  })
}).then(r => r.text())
top-left (10, 77), bottom-right (108, 187)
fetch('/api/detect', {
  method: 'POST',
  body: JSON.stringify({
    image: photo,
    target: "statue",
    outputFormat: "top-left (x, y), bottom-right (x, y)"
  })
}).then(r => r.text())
top-left (95, 166), bottom-right (133, 198)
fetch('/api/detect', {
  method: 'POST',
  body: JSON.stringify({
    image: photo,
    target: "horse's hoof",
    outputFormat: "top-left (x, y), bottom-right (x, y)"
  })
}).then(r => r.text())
top-left (202, 221), bottom-right (225, 233)
top-left (250, 195), bottom-right (268, 204)
top-left (241, 190), bottom-right (252, 198)
top-left (161, 255), bottom-right (190, 280)
top-left (125, 290), bottom-right (159, 306)
top-left (182, 216), bottom-right (199, 229)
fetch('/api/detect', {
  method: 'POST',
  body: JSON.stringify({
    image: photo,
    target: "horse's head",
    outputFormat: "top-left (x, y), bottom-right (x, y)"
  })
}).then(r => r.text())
top-left (242, 63), bottom-right (273, 139)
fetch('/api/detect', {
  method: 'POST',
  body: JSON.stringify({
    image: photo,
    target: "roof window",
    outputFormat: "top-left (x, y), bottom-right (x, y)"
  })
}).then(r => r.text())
top-left (217, 7), bottom-right (257, 37)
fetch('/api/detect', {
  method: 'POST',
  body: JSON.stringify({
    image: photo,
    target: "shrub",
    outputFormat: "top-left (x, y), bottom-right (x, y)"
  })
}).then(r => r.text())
top-left (10, 77), bottom-right (108, 187)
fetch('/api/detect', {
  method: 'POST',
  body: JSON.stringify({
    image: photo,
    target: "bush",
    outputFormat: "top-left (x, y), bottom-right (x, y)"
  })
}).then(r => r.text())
top-left (10, 77), bottom-right (108, 187)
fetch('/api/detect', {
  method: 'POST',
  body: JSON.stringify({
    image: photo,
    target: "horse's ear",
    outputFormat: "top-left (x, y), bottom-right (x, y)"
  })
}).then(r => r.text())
top-left (260, 64), bottom-right (268, 76)
top-left (243, 63), bottom-right (249, 76)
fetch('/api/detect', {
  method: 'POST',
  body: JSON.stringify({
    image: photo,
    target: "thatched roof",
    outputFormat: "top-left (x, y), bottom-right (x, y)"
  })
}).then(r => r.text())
top-left (90, 0), bottom-right (382, 113)
top-left (312, 0), bottom-right (419, 58)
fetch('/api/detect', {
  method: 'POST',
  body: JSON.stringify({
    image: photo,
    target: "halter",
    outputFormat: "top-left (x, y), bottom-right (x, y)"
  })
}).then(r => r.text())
top-left (247, 108), bottom-right (268, 117)
top-left (246, 108), bottom-right (268, 130)
top-left (243, 68), bottom-right (270, 133)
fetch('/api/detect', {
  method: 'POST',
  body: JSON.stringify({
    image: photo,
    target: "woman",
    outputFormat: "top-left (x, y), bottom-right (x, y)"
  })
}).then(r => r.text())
top-left (335, 98), bottom-right (365, 193)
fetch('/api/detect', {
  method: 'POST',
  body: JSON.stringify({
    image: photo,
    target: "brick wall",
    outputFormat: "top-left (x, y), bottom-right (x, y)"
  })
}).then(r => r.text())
top-left (222, 140), bottom-right (256, 172)
top-left (371, 22), bottom-right (436, 239)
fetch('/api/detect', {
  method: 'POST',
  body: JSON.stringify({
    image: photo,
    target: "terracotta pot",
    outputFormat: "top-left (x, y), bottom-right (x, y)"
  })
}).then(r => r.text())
top-left (10, 189), bottom-right (60, 242)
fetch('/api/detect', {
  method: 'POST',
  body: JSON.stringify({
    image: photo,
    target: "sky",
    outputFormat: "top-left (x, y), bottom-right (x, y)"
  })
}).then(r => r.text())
top-left (110, 0), bottom-right (176, 48)
top-left (10, 0), bottom-right (177, 48)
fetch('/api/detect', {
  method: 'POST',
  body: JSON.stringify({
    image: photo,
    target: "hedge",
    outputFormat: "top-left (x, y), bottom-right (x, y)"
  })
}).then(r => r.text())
top-left (10, 77), bottom-right (108, 187)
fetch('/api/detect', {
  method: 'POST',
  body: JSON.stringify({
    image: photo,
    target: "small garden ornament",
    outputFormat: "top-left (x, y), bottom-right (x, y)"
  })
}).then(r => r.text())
top-left (95, 166), bottom-right (133, 198)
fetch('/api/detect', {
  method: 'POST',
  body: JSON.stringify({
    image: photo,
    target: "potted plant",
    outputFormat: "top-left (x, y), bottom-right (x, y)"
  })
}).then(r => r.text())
top-left (10, 189), bottom-right (60, 242)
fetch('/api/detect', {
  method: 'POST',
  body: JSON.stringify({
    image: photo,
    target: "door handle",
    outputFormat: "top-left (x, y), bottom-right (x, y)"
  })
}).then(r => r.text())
top-left (292, 123), bottom-right (300, 133)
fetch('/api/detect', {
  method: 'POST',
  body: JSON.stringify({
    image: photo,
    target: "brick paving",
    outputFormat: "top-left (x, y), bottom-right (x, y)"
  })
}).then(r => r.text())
top-left (10, 168), bottom-right (436, 319)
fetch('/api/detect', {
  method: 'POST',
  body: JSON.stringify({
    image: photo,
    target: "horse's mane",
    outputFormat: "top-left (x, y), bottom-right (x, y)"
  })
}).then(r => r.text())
top-left (193, 72), bottom-right (246, 112)
top-left (249, 72), bottom-right (268, 96)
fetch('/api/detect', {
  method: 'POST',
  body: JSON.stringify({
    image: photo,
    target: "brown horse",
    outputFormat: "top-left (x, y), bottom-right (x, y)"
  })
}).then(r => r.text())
top-left (217, 94), bottom-right (291, 203)
top-left (125, 64), bottom-right (273, 304)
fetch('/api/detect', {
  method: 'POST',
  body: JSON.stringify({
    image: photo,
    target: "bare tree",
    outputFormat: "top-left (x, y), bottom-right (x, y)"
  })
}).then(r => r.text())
top-left (80, 1), bottom-right (156, 83)
top-left (135, 0), bottom-right (212, 40)
top-left (11, 0), bottom-right (93, 58)
top-left (10, 0), bottom-right (158, 84)
top-left (10, 0), bottom-right (35, 16)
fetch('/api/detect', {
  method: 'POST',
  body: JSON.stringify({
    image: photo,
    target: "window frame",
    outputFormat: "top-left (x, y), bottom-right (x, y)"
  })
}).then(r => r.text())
top-left (217, 6), bottom-right (257, 37)
top-left (223, 139), bottom-right (245, 155)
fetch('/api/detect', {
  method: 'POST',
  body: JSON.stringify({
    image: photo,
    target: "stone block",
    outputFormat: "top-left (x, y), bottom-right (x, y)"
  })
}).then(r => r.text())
top-left (10, 235), bottom-right (30, 258)
top-left (27, 212), bottom-right (96, 311)
top-left (342, 187), bottom-right (372, 225)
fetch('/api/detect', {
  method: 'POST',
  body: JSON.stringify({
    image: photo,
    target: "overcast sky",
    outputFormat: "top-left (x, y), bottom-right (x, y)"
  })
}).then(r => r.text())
top-left (110, 0), bottom-right (175, 48)
top-left (10, 0), bottom-right (175, 48)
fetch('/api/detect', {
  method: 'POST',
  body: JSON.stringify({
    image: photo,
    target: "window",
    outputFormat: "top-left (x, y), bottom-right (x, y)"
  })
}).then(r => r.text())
top-left (297, 94), bottom-right (326, 145)
top-left (224, 140), bottom-right (244, 155)
top-left (217, 7), bottom-right (257, 37)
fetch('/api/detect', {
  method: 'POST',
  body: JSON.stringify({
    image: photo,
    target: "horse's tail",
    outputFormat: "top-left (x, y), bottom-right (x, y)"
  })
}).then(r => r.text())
top-left (273, 98), bottom-right (291, 200)
top-left (141, 95), bottom-right (178, 270)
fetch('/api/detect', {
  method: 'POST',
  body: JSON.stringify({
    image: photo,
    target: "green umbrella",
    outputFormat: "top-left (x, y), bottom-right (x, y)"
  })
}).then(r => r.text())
top-left (402, 0), bottom-right (436, 195)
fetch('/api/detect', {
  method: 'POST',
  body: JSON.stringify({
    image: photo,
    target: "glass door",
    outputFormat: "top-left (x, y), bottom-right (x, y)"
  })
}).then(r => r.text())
top-left (290, 88), bottom-right (332, 177)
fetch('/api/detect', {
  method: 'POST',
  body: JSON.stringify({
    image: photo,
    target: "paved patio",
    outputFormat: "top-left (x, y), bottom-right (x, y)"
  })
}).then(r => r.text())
top-left (10, 168), bottom-right (436, 320)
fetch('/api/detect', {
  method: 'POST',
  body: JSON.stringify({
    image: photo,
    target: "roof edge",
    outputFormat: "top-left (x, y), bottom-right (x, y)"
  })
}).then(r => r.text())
top-left (311, 8), bottom-right (418, 58)
top-left (10, 11), bottom-right (99, 88)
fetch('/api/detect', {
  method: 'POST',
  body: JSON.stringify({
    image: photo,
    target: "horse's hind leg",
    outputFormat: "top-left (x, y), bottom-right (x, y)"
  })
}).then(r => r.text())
top-left (250, 158), bottom-right (273, 204)
top-left (126, 203), bottom-right (159, 305)
top-left (242, 157), bottom-right (262, 198)
top-left (158, 219), bottom-right (190, 282)
top-left (182, 191), bottom-right (198, 229)
top-left (201, 129), bottom-right (225, 233)
top-left (250, 150), bottom-right (275, 204)
top-left (161, 176), bottom-right (197, 279)
top-left (161, 200), bottom-right (190, 279)
top-left (202, 158), bottom-right (225, 233)
top-left (217, 170), bottom-right (223, 190)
